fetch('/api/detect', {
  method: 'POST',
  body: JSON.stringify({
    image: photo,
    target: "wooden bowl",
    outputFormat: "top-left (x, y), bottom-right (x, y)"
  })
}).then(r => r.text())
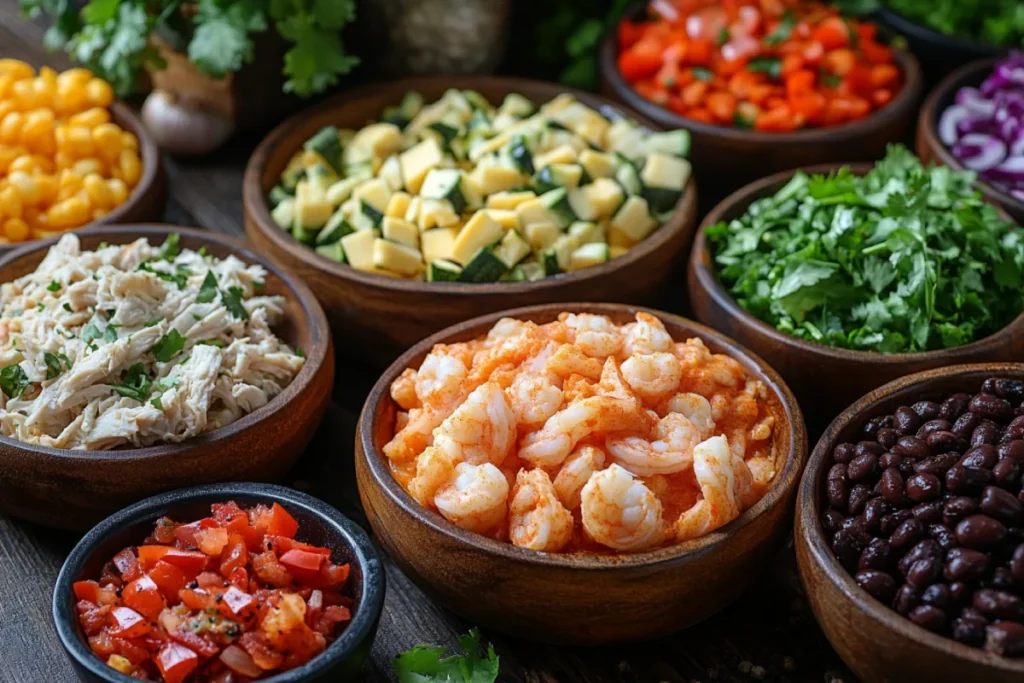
top-left (916, 58), bottom-right (1024, 224)
top-left (53, 483), bottom-right (385, 683)
top-left (795, 363), bottom-right (1024, 683)
top-left (243, 77), bottom-right (699, 367)
top-left (355, 302), bottom-right (807, 645)
top-left (599, 3), bottom-right (924, 200)
top-left (0, 102), bottom-right (166, 255)
top-left (0, 225), bottom-right (334, 529)
top-left (688, 163), bottom-right (1024, 425)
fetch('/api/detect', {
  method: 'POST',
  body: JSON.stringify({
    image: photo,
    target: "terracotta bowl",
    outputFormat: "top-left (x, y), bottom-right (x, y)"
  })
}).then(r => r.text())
top-left (243, 77), bottom-right (698, 367)
top-left (0, 225), bottom-right (334, 529)
top-left (53, 483), bottom-right (385, 683)
top-left (688, 163), bottom-right (1024, 424)
top-left (0, 102), bottom-right (166, 255)
top-left (795, 363), bottom-right (1024, 683)
top-left (355, 302), bottom-right (807, 645)
top-left (916, 58), bottom-right (1024, 224)
top-left (599, 3), bottom-right (924, 200)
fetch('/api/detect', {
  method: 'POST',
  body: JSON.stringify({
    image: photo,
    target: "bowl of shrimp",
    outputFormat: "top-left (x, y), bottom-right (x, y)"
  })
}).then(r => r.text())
top-left (355, 302), bottom-right (807, 644)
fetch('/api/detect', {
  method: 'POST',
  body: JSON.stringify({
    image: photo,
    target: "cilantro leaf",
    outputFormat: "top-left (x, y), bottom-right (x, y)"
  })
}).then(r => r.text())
top-left (138, 262), bottom-right (187, 289)
top-left (394, 629), bottom-right (499, 683)
top-left (43, 351), bottom-right (71, 380)
top-left (221, 285), bottom-right (249, 320)
top-left (108, 363), bottom-right (153, 402)
top-left (0, 364), bottom-right (31, 399)
top-left (692, 67), bottom-right (714, 82)
top-left (159, 233), bottom-right (182, 261)
top-left (764, 11), bottom-right (795, 45)
top-left (747, 57), bottom-right (782, 80)
top-left (197, 271), bottom-right (218, 303)
top-left (151, 396), bottom-right (163, 410)
top-left (152, 329), bottom-right (186, 363)
top-left (275, 7), bottom-right (359, 97)
top-left (47, 280), bottom-right (61, 292)
top-left (188, 0), bottom-right (267, 78)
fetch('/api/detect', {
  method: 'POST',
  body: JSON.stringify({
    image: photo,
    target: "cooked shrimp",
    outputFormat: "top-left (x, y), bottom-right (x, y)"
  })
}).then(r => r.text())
top-left (433, 381), bottom-right (516, 466)
top-left (434, 462), bottom-right (510, 534)
top-left (677, 338), bottom-right (745, 396)
top-left (662, 392), bottom-right (714, 438)
top-left (621, 352), bottom-right (682, 401)
top-left (552, 444), bottom-right (605, 511)
top-left (747, 455), bottom-right (776, 499)
top-left (580, 464), bottom-right (664, 551)
top-left (518, 395), bottom-right (650, 469)
top-left (675, 435), bottom-right (742, 541)
top-left (562, 373), bottom-right (597, 403)
top-left (415, 349), bottom-right (468, 409)
top-left (508, 372), bottom-right (563, 426)
top-left (509, 468), bottom-right (573, 551)
top-left (485, 317), bottom-right (531, 345)
top-left (622, 312), bottom-right (673, 356)
top-left (468, 332), bottom-right (545, 388)
top-left (562, 313), bottom-right (623, 359)
top-left (545, 343), bottom-right (603, 380)
top-left (408, 445), bottom-right (456, 506)
top-left (606, 412), bottom-right (701, 476)
top-left (730, 452), bottom-right (760, 509)
top-left (383, 406), bottom-right (446, 464)
top-left (391, 368), bottom-right (420, 410)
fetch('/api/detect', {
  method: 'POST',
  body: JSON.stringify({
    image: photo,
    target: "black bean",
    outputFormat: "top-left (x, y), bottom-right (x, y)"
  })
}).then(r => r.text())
top-left (913, 401), bottom-right (941, 421)
top-left (892, 436), bottom-right (930, 460)
top-left (855, 570), bottom-right (897, 603)
top-left (899, 539), bottom-right (941, 577)
top-left (960, 445), bottom-right (997, 470)
top-left (855, 441), bottom-right (886, 458)
top-left (912, 501), bottom-right (944, 525)
top-left (907, 557), bottom-right (942, 589)
top-left (876, 427), bottom-right (899, 450)
top-left (913, 452), bottom-right (960, 477)
top-left (971, 420), bottom-right (1002, 447)
top-left (858, 537), bottom-right (893, 571)
top-left (891, 518), bottom-right (925, 551)
top-left (821, 508), bottom-right (846, 536)
top-left (982, 378), bottom-right (999, 394)
top-left (943, 497), bottom-right (979, 528)
top-left (848, 484), bottom-right (873, 516)
top-left (945, 465), bottom-right (992, 495)
top-left (898, 457), bottom-right (917, 478)
top-left (992, 457), bottom-right (1022, 490)
top-left (833, 442), bottom-right (856, 464)
top-left (879, 452), bottom-right (901, 470)
top-left (1005, 417), bottom-right (1024, 442)
top-left (953, 614), bottom-right (989, 645)
top-left (894, 406), bottom-right (921, 436)
top-left (877, 467), bottom-right (903, 505)
top-left (1011, 544), bottom-right (1024, 583)
top-left (893, 583), bottom-right (919, 615)
top-left (908, 604), bottom-right (946, 631)
top-left (973, 589), bottom-right (1024, 621)
top-left (826, 463), bottom-right (849, 509)
top-left (949, 581), bottom-right (969, 604)
top-left (833, 527), bottom-right (869, 568)
top-left (998, 439), bottom-right (1024, 462)
top-left (985, 622), bottom-right (1024, 657)
top-left (927, 431), bottom-right (966, 454)
top-left (955, 514), bottom-right (1008, 549)
top-left (881, 509), bottom-right (914, 536)
top-left (928, 523), bottom-right (958, 551)
top-left (918, 419), bottom-right (952, 440)
top-left (863, 498), bottom-right (888, 532)
top-left (952, 412), bottom-right (982, 439)
top-left (969, 394), bottom-right (1014, 420)
top-left (863, 416), bottom-right (893, 440)
top-left (905, 473), bottom-right (941, 502)
top-left (939, 394), bottom-right (970, 421)
top-left (979, 486), bottom-right (1024, 524)
top-left (921, 583), bottom-right (951, 609)
top-left (944, 548), bottom-right (991, 582)
top-left (989, 567), bottom-right (1015, 590)
top-left (991, 378), bottom-right (1024, 404)
top-left (841, 516), bottom-right (868, 534)
top-left (848, 453), bottom-right (879, 483)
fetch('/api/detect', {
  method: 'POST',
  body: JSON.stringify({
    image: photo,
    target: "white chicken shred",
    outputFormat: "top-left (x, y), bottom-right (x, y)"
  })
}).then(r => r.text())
top-left (0, 234), bottom-right (305, 450)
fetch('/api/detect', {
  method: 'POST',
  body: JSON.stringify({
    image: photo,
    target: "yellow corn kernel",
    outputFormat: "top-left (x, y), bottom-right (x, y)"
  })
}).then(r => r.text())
top-left (119, 149), bottom-right (141, 186)
top-left (0, 74), bottom-right (13, 100)
top-left (31, 78), bottom-right (53, 109)
top-left (85, 79), bottom-right (113, 108)
top-left (8, 154), bottom-right (36, 175)
top-left (91, 208), bottom-right (108, 221)
top-left (107, 178), bottom-right (128, 206)
top-left (92, 123), bottom-right (122, 162)
top-left (34, 174), bottom-right (57, 206)
top-left (54, 151), bottom-right (71, 170)
top-left (121, 131), bottom-right (138, 151)
top-left (83, 173), bottom-right (113, 208)
top-left (0, 188), bottom-right (23, 219)
top-left (63, 125), bottom-right (93, 158)
top-left (59, 169), bottom-right (83, 192)
top-left (7, 171), bottom-right (39, 206)
top-left (70, 107), bottom-right (110, 128)
top-left (23, 206), bottom-right (40, 227)
top-left (72, 158), bottom-right (104, 177)
top-left (0, 112), bottom-right (24, 144)
top-left (0, 144), bottom-right (23, 174)
top-left (38, 66), bottom-right (58, 85)
top-left (47, 195), bottom-right (89, 229)
top-left (0, 100), bottom-right (15, 121)
top-left (21, 109), bottom-right (55, 152)
top-left (10, 79), bottom-right (35, 109)
top-left (55, 81), bottom-right (87, 115)
top-left (4, 218), bottom-right (30, 241)
top-left (57, 68), bottom-right (92, 86)
top-left (0, 59), bottom-right (34, 81)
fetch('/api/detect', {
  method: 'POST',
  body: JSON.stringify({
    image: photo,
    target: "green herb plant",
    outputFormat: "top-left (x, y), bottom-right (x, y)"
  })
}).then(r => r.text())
top-left (20, 0), bottom-right (359, 97)
top-left (707, 145), bottom-right (1024, 354)
top-left (394, 628), bottom-right (499, 683)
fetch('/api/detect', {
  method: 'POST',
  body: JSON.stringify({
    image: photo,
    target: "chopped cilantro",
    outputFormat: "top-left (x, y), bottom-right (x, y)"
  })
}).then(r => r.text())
top-left (197, 340), bottom-right (225, 347)
top-left (152, 329), bottom-right (186, 362)
top-left (197, 246), bottom-right (208, 257)
top-left (159, 233), bottom-right (181, 260)
top-left (47, 280), bottom-right (61, 292)
top-left (716, 26), bottom-right (730, 46)
top-left (63, 303), bottom-right (73, 313)
top-left (151, 396), bottom-right (163, 410)
top-left (37, 302), bottom-right (45, 312)
top-left (144, 318), bottom-right (163, 327)
top-left (138, 262), bottom-right (188, 289)
top-left (764, 11), bottom-right (795, 46)
top-left (393, 629), bottom-right (499, 683)
top-left (222, 286), bottom-right (248, 320)
top-left (0, 364), bottom-right (31, 399)
top-left (197, 271), bottom-right (218, 303)
top-left (692, 67), bottom-right (714, 82)
top-left (43, 351), bottom-right (71, 379)
top-left (108, 363), bottom-right (153, 402)
top-left (294, 347), bottom-right (305, 358)
top-left (747, 57), bottom-right (782, 80)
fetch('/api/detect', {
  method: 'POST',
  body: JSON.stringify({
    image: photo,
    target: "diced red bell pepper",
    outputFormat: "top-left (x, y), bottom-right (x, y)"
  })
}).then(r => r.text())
top-left (108, 607), bottom-right (150, 639)
top-left (122, 574), bottom-right (165, 619)
top-left (148, 561), bottom-right (187, 602)
top-left (155, 643), bottom-right (199, 683)
top-left (173, 517), bottom-right (218, 549)
top-left (73, 580), bottom-right (100, 604)
top-left (138, 546), bottom-right (208, 578)
top-left (219, 586), bottom-right (257, 620)
top-left (169, 627), bottom-right (220, 659)
top-left (279, 549), bottom-right (325, 583)
top-left (265, 535), bottom-right (332, 557)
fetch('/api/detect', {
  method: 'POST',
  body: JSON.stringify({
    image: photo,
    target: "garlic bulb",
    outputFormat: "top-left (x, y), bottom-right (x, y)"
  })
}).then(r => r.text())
top-left (141, 90), bottom-right (234, 156)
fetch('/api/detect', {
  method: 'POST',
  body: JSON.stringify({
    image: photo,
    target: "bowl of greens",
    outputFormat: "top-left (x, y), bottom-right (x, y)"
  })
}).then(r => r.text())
top-left (688, 145), bottom-right (1024, 421)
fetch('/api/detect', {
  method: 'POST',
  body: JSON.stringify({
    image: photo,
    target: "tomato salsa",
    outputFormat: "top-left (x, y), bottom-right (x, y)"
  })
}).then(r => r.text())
top-left (72, 501), bottom-right (353, 682)
top-left (616, 0), bottom-right (903, 131)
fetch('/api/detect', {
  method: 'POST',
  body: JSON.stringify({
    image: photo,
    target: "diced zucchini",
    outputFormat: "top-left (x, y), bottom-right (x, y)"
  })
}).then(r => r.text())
top-left (351, 123), bottom-right (402, 162)
top-left (404, 196), bottom-right (421, 224)
top-left (386, 192), bottom-right (412, 218)
top-left (487, 190), bottom-right (537, 210)
top-left (501, 265), bottom-right (528, 282)
top-left (534, 144), bottom-right (577, 168)
top-left (641, 153), bottom-right (691, 213)
top-left (317, 210), bottom-right (355, 246)
top-left (645, 129), bottom-right (691, 158)
top-left (269, 185), bottom-right (292, 207)
top-left (483, 209), bottom-right (519, 230)
top-left (469, 165), bottom-right (525, 196)
top-left (507, 135), bottom-right (534, 175)
top-left (428, 259), bottom-right (463, 282)
top-left (428, 120), bottom-right (461, 146)
top-left (271, 198), bottom-right (295, 229)
top-left (549, 101), bottom-right (610, 146)
top-left (581, 177), bottom-right (625, 219)
top-left (493, 230), bottom-right (531, 268)
top-left (303, 126), bottom-right (342, 173)
top-left (568, 220), bottom-right (603, 245)
top-left (611, 195), bottom-right (657, 242)
top-left (525, 222), bottom-right (561, 250)
top-left (373, 239), bottom-right (423, 276)
top-left (458, 247), bottom-right (507, 283)
top-left (539, 188), bottom-right (576, 228)
top-left (518, 261), bottom-right (545, 281)
top-left (326, 176), bottom-right (363, 205)
top-left (315, 241), bottom-right (346, 263)
top-left (382, 217), bottom-right (419, 248)
top-left (615, 155), bottom-right (643, 196)
top-left (541, 235), bottom-right (575, 275)
top-left (305, 165), bottom-right (337, 195)
top-left (382, 91), bottom-right (424, 127)
top-left (420, 169), bottom-right (467, 214)
top-left (291, 223), bottom-right (318, 245)
top-left (421, 227), bottom-right (459, 263)
top-left (361, 200), bottom-right (385, 227)
top-left (500, 93), bottom-right (535, 119)
top-left (463, 90), bottom-right (491, 111)
top-left (578, 149), bottom-right (616, 179)
top-left (451, 211), bottom-right (504, 265)
top-left (354, 178), bottom-right (392, 214)
top-left (568, 242), bottom-right (610, 271)
top-left (606, 118), bottom-right (647, 163)
top-left (378, 154), bottom-right (404, 191)
top-left (467, 108), bottom-right (493, 133)
top-left (567, 187), bottom-right (597, 222)
top-left (399, 138), bottom-right (444, 194)
top-left (418, 199), bottom-right (460, 231)
top-left (515, 197), bottom-right (554, 228)
top-left (281, 166), bottom-right (304, 193)
top-left (532, 163), bottom-right (584, 193)
top-left (294, 183), bottom-right (333, 230)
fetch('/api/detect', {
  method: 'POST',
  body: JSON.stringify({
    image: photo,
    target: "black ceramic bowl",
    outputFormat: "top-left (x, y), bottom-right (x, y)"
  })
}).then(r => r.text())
top-left (53, 483), bottom-right (385, 683)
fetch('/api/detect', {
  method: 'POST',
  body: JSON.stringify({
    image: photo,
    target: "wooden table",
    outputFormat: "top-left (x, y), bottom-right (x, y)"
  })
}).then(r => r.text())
top-left (0, 4), bottom-right (856, 681)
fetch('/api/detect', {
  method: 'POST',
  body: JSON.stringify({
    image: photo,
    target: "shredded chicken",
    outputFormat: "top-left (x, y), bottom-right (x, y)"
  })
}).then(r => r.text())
top-left (0, 234), bottom-right (304, 449)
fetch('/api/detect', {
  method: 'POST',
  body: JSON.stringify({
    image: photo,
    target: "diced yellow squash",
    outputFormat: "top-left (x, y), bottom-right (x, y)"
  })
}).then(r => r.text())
top-left (468, 165), bottom-right (526, 196)
top-left (610, 245), bottom-right (629, 259)
top-left (400, 138), bottom-right (444, 194)
top-left (525, 222), bottom-right (561, 250)
top-left (585, 177), bottom-right (625, 219)
top-left (483, 209), bottom-right (519, 230)
top-left (579, 149), bottom-right (616, 179)
top-left (421, 227), bottom-right (459, 263)
top-left (611, 195), bottom-right (657, 241)
top-left (340, 230), bottom-right (378, 270)
top-left (540, 94), bottom-right (577, 116)
top-left (404, 196), bottom-right (422, 224)
top-left (294, 199), bottom-right (333, 229)
top-left (326, 177), bottom-right (363, 206)
top-left (386, 192), bottom-right (412, 218)
top-left (515, 197), bottom-right (554, 227)
top-left (534, 144), bottom-right (577, 168)
top-left (451, 211), bottom-right (505, 265)
top-left (608, 225), bottom-right (638, 248)
top-left (418, 199), bottom-right (460, 231)
top-left (382, 217), bottom-right (419, 248)
top-left (486, 190), bottom-right (537, 210)
top-left (351, 123), bottom-right (402, 159)
top-left (353, 178), bottom-right (392, 213)
top-left (373, 238), bottom-right (423, 276)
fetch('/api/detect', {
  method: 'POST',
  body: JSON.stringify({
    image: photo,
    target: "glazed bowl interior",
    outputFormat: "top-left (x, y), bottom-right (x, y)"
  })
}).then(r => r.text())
top-left (797, 363), bottom-right (1024, 681)
top-left (53, 483), bottom-right (385, 683)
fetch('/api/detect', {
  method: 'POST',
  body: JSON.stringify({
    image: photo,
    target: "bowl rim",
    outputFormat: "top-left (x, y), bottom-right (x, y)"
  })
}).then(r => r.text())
top-left (357, 301), bottom-right (808, 570)
top-left (918, 57), bottom-right (1024, 216)
top-left (242, 74), bottom-right (698, 295)
top-left (52, 482), bottom-right (386, 683)
top-left (0, 223), bottom-right (330, 460)
top-left (689, 161), bottom-right (1024, 365)
top-left (599, 2), bottom-right (924, 145)
top-left (875, 6), bottom-right (1011, 57)
top-left (797, 361), bottom-right (1024, 674)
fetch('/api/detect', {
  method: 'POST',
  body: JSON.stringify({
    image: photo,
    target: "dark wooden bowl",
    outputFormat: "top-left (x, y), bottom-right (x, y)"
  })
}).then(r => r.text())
top-left (599, 3), bottom-right (924, 200)
top-left (53, 483), bottom-right (385, 683)
top-left (916, 58), bottom-right (1024, 224)
top-left (795, 363), bottom-right (1024, 683)
top-left (0, 102), bottom-right (166, 255)
top-left (355, 302), bottom-right (807, 645)
top-left (0, 225), bottom-right (334, 529)
top-left (243, 77), bottom-right (699, 367)
top-left (688, 163), bottom-right (1024, 425)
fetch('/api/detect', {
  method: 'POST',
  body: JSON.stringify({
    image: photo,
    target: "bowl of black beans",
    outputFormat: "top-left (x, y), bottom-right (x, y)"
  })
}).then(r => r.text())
top-left (795, 363), bottom-right (1024, 683)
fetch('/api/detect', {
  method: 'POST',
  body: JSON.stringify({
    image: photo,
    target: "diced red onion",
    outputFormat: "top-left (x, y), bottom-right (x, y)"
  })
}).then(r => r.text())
top-left (938, 104), bottom-right (968, 145)
top-left (220, 645), bottom-right (263, 677)
top-left (957, 87), bottom-right (997, 117)
top-left (955, 134), bottom-right (1007, 172)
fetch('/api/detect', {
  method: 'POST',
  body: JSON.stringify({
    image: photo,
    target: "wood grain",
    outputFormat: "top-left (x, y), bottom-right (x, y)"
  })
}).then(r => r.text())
top-left (243, 76), bottom-right (699, 366)
top-left (356, 302), bottom-right (808, 645)
top-left (796, 363), bottom-right (1024, 683)
top-left (0, 226), bottom-right (335, 529)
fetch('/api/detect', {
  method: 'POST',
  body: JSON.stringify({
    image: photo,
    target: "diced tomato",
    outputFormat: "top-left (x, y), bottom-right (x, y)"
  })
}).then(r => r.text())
top-left (178, 588), bottom-right (216, 611)
top-left (251, 552), bottom-right (293, 588)
top-left (148, 561), bottom-right (187, 602)
top-left (112, 637), bottom-right (150, 666)
top-left (785, 69), bottom-right (815, 98)
top-left (790, 91), bottom-right (826, 121)
top-left (219, 586), bottom-right (257, 620)
top-left (108, 607), bottom-right (151, 639)
top-left (112, 548), bottom-right (142, 583)
top-left (869, 63), bottom-right (899, 89)
top-left (123, 575), bottom-right (165, 619)
top-left (872, 88), bottom-right (893, 107)
top-left (155, 643), bottom-right (199, 683)
top-left (195, 526), bottom-right (230, 556)
top-left (220, 534), bottom-right (249, 577)
top-left (196, 571), bottom-right (226, 590)
top-left (811, 16), bottom-right (850, 50)
top-left (150, 517), bottom-right (178, 544)
top-left (859, 39), bottom-right (892, 65)
top-left (211, 501), bottom-right (247, 526)
top-left (618, 38), bottom-right (665, 82)
top-left (220, 644), bottom-right (263, 677)
top-left (822, 48), bottom-right (856, 76)
top-left (306, 590), bottom-right (323, 628)
top-left (251, 503), bottom-right (299, 539)
top-left (314, 605), bottom-right (352, 635)
top-left (73, 580), bottom-right (101, 604)
top-left (618, 19), bottom-right (645, 51)
top-left (138, 547), bottom-right (208, 578)
top-left (264, 535), bottom-right (332, 557)
top-left (279, 549), bottom-right (325, 583)
top-left (88, 632), bottom-right (116, 658)
top-left (227, 566), bottom-right (249, 592)
top-left (239, 631), bottom-right (284, 671)
top-left (168, 628), bottom-right (220, 659)
top-left (76, 600), bottom-right (111, 636)
top-left (173, 518), bottom-right (218, 549)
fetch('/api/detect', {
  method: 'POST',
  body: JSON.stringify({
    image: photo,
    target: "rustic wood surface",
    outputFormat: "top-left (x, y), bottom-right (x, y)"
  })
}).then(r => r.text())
top-left (0, 4), bottom-right (856, 682)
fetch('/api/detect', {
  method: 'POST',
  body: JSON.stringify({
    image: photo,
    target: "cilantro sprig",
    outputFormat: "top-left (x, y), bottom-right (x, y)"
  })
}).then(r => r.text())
top-left (394, 629), bottom-right (499, 683)
top-left (0, 364), bottom-right (31, 399)
top-left (707, 145), bottom-right (1024, 354)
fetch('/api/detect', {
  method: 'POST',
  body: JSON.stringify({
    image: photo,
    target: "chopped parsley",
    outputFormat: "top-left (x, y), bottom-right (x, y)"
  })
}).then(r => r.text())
top-left (151, 396), bottom-right (163, 410)
top-left (43, 351), bottom-right (71, 379)
top-left (82, 322), bottom-right (117, 346)
top-left (152, 329), bottom-right (186, 362)
top-left (716, 26), bottom-right (730, 46)
top-left (222, 286), bottom-right (248, 320)
top-left (197, 271), bottom-right (218, 303)
top-left (63, 303), bottom-right (73, 313)
top-left (159, 233), bottom-right (182, 261)
top-left (47, 280), bottom-right (61, 292)
top-left (764, 11), bottom-right (795, 46)
top-left (37, 302), bottom-right (45, 312)
top-left (294, 347), bottom-right (305, 358)
top-left (394, 629), bottom-right (499, 683)
top-left (144, 318), bottom-right (163, 327)
top-left (197, 340), bottom-right (225, 347)
top-left (138, 262), bottom-right (188, 289)
top-left (747, 57), bottom-right (783, 80)
top-left (0, 364), bottom-right (31, 399)
top-left (197, 246), bottom-right (208, 258)
top-left (108, 363), bottom-right (153, 402)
